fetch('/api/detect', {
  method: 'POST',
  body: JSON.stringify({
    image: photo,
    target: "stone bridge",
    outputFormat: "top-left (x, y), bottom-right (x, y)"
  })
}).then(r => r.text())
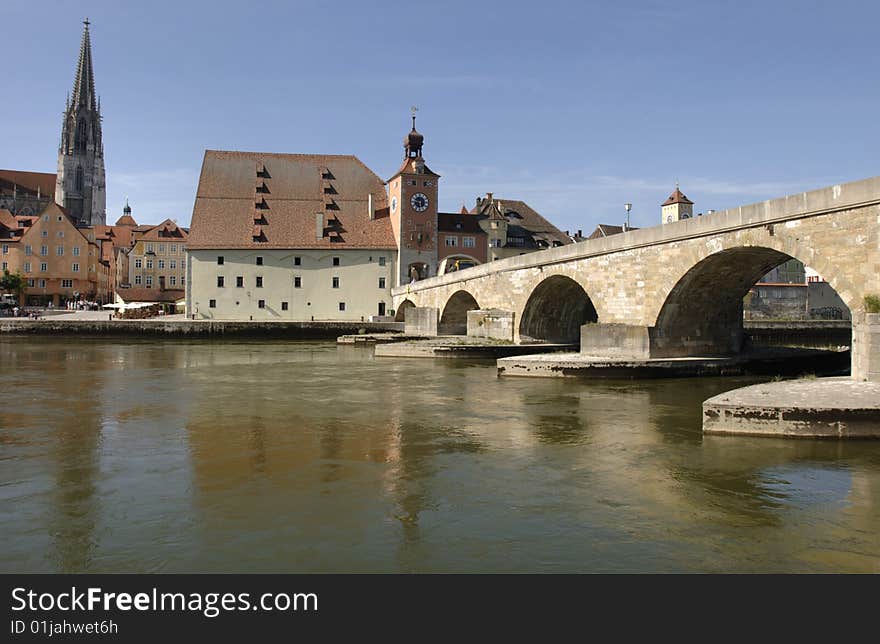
top-left (392, 176), bottom-right (880, 381)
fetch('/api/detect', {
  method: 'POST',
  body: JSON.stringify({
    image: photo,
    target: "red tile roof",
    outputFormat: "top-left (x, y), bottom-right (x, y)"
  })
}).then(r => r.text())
top-left (0, 169), bottom-right (57, 197)
top-left (662, 187), bottom-right (693, 206)
top-left (188, 150), bottom-right (396, 250)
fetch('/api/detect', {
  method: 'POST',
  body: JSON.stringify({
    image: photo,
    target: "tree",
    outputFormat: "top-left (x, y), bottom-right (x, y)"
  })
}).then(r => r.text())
top-left (0, 269), bottom-right (27, 305)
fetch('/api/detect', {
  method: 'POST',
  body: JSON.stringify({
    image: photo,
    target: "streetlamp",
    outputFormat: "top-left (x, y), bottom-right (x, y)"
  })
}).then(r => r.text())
top-left (624, 203), bottom-right (632, 230)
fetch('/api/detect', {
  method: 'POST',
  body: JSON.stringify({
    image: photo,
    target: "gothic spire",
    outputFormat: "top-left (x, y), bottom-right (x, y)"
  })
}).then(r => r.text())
top-left (71, 19), bottom-right (97, 110)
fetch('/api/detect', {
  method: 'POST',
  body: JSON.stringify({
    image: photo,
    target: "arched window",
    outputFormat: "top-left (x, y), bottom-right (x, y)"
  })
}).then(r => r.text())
top-left (75, 119), bottom-right (88, 151)
top-left (75, 166), bottom-right (84, 192)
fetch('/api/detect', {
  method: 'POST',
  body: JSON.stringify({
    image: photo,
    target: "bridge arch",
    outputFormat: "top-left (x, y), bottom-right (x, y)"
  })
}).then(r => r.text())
top-left (394, 299), bottom-right (415, 322)
top-left (651, 246), bottom-right (852, 358)
top-left (439, 290), bottom-right (480, 335)
top-left (519, 275), bottom-right (598, 344)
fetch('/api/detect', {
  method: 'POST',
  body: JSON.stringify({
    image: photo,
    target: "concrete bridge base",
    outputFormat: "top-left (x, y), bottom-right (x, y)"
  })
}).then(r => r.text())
top-left (852, 313), bottom-right (880, 382)
top-left (404, 307), bottom-right (439, 336)
top-left (580, 323), bottom-right (652, 359)
top-left (467, 309), bottom-right (515, 342)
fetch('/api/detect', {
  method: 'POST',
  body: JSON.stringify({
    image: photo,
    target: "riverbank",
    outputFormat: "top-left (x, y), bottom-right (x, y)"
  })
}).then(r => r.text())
top-left (371, 335), bottom-right (575, 358)
top-left (497, 346), bottom-right (850, 379)
top-left (0, 318), bottom-right (404, 338)
top-left (703, 377), bottom-right (880, 439)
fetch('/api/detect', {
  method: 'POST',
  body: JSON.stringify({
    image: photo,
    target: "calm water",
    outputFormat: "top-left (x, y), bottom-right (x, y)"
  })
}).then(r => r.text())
top-left (1, 338), bottom-right (879, 573)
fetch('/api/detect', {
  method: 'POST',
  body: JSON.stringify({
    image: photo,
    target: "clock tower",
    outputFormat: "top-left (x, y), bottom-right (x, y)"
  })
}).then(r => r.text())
top-left (388, 111), bottom-right (440, 287)
top-left (661, 183), bottom-right (694, 224)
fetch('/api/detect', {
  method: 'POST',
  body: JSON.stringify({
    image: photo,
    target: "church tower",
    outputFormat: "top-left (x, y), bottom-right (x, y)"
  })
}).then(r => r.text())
top-left (661, 184), bottom-right (693, 224)
top-left (387, 111), bottom-right (440, 287)
top-left (56, 19), bottom-right (106, 226)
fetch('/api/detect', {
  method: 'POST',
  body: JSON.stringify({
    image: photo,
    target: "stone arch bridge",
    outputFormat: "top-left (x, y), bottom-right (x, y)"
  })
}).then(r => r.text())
top-left (392, 176), bottom-right (880, 381)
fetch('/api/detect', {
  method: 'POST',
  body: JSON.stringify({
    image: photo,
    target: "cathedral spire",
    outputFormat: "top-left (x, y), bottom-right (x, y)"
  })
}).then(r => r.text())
top-left (71, 19), bottom-right (97, 110)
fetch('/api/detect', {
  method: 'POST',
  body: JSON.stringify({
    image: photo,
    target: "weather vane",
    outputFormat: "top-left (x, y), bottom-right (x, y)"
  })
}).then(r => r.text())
top-left (411, 105), bottom-right (418, 129)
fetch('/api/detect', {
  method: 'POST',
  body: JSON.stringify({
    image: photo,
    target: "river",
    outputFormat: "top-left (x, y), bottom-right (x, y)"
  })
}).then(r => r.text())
top-left (1, 338), bottom-right (878, 572)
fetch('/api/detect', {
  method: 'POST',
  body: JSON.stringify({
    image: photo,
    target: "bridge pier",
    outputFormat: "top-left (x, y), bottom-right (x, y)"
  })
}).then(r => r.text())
top-left (404, 307), bottom-right (439, 336)
top-left (852, 313), bottom-right (880, 382)
top-left (467, 309), bottom-right (515, 342)
top-left (580, 323), bottom-right (651, 359)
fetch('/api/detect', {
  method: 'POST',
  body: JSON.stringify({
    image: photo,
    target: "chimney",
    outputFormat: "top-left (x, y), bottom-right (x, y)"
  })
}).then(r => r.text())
top-left (577, 229), bottom-right (582, 238)
top-left (315, 212), bottom-right (324, 239)
top-left (475, 196), bottom-right (482, 209)
top-left (486, 192), bottom-right (493, 202)
top-left (368, 193), bottom-right (375, 221)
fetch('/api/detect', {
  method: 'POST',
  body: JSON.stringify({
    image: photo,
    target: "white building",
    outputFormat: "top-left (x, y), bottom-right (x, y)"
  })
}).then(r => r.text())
top-left (186, 151), bottom-right (397, 320)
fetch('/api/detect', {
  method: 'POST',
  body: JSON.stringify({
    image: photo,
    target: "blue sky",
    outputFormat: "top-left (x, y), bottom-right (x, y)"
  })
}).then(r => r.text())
top-left (3, 0), bottom-right (878, 232)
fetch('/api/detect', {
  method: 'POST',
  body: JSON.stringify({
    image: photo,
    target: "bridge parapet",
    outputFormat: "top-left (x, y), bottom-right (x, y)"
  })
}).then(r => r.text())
top-left (393, 175), bottom-right (880, 298)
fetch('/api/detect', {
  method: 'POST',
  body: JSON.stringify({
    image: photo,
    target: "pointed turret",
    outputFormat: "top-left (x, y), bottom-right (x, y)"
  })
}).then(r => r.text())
top-left (55, 19), bottom-right (106, 226)
top-left (71, 19), bottom-right (97, 110)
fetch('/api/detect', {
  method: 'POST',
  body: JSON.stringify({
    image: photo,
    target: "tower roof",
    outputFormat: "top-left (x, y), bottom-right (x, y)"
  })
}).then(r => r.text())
top-left (71, 19), bottom-right (97, 110)
top-left (662, 186), bottom-right (693, 206)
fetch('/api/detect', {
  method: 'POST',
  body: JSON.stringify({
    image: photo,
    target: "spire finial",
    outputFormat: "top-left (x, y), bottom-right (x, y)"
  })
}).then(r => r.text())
top-left (84, 17), bottom-right (90, 28)
top-left (411, 105), bottom-right (418, 130)
top-left (675, 180), bottom-right (680, 191)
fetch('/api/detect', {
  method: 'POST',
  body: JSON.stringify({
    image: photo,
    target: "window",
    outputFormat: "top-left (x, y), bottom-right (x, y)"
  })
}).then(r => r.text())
top-left (57, 230), bottom-right (64, 237)
top-left (43, 215), bottom-right (49, 222)
top-left (294, 276), bottom-right (301, 288)
top-left (463, 237), bottom-right (476, 248)
top-left (27, 278), bottom-right (34, 287)
top-left (170, 276), bottom-right (177, 286)
top-left (146, 276), bottom-right (153, 286)
top-left (256, 276), bottom-right (263, 288)
top-left (135, 275), bottom-right (142, 285)
top-left (445, 237), bottom-right (458, 247)
top-left (338, 302), bottom-right (346, 311)
top-left (379, 277), bottom-right (386, 289)
top-left (181, 276), bottom-right (185, 286)
top-left (41, 230), bottom-right (48, 237)
top-left (73, 246), bottom-right (80, 256)
top-left (1, 245), bottom-right (7, 254)
top-left (61, 279), bottom-right (72, 288)
top-left (170, 244), bottom-right (177, 254)
top-left (24, 262), bottom-right (31, 272)
top-left (1, 262), bottom-right (5, 271)
top-left (332, 256), bottom-right (340, 266)
top-left (56, 246), bottom-right (64, 256)
top-left (236, 276), bottom-right (243, 288)
top-left (258, 300), bottom-right (266, 309)
top-left (217, 256), bottom-right (224, 265)
top-left (256, 256), bottom-right (263, 266)
top-left (378, 256), bottom-right (386, 267)
top-left (217, 276), bottom-right (225, 287)
top-left (135, 259), bottom-right (142, 269)
top-left (294, 256), bottom-right (301, 266)
top-left (72, 263), bottom-right (80, 272)
top-left (159, 244), bottom-right (165, 254)
top-left (41, 279), bottom-right (48, 288)
top-left (146, 259), bottom-right (153, 269)
top-left (209, 299), bottom-right (216, 308)
top-left (170, 260), bottom-right (176, 269)
top-left (332, 276), bottom-right (339, 288)
top-left (146, 244), bottom-right (154, 253)
top-left (40, 263), bottom-right (47, 272)
top-left (181, 258), bottom-right (186, 269)
top-left (40, 245), bottom-right (48, 256)
top-left (281, 301), bottom-right (288, 311)
top-left (25, 245), bottom-right (32, 256)
top-left (158, 260), bottom-right (165, 269)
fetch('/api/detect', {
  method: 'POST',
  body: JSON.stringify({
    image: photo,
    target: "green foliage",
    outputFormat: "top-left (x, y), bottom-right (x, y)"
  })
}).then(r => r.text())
top-left (0, 269), bottom-right (26, 298)
top-left (864, 294), bottom-right (880, 314)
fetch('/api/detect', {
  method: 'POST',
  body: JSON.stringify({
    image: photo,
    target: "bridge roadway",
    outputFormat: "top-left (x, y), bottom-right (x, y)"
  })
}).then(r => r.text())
top-left (392, 175), bottom-right (880, 381)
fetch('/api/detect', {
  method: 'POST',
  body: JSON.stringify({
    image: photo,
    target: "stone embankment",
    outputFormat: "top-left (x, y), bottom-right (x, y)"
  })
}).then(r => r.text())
top-left (703, 377), bottom-right (880, 439)
top-left (0, 318), bottom-right (404, 338)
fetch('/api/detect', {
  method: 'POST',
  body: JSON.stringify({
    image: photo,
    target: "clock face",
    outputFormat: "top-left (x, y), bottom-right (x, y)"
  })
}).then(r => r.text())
top-left (391, 196), bottom-right (398, 213)
top-left (410, 193), bottom-right (429, 212)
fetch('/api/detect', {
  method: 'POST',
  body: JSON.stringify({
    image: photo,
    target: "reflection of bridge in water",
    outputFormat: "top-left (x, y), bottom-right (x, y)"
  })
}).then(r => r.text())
top-left (393, 176), bottom-right (880, 381)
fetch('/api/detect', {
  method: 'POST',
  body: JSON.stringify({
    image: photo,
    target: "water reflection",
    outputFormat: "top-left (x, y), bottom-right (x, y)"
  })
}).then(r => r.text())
top-left (2, 338), bottom-right (879, 573)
